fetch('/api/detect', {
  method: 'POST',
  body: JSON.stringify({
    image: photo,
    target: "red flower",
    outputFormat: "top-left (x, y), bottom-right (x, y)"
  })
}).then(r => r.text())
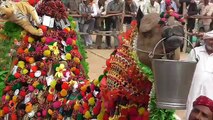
top-left (14, 72), bottom-right (21, 78)
top-left (130, 20), bottom-right (137, 27)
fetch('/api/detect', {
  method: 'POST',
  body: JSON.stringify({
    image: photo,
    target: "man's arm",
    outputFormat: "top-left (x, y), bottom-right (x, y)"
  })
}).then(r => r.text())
top-left (156, 2), bottom-right (161, 14)
top-left (171, 1), bottom-right (178, 12)
top-left (143, 3), bottom-right (148, 15)
top-left (79, 3), bottom-right (88, 17)
top-left (132, 1), bottom-right (139, 13)
top-left (160, 2), bottom-right (165, 13)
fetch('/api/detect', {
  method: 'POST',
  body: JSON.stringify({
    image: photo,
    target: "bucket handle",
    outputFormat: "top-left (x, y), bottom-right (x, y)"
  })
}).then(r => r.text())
top-left (148, 37), bottom-right (199, 61)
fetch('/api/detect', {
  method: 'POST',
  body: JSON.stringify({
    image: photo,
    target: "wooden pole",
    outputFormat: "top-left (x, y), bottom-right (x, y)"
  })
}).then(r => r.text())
top-left (182, 2), bottom-right (187, 53)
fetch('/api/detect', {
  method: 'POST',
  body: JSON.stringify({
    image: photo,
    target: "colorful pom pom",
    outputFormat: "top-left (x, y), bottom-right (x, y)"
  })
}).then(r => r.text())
top-left (4, 86), bottom-right (11, 92)
top-left (20, 90), bottom-right (26, 97)
top-left (25, 104), bottom-right (33, 113)
top-left (0, 110), bottom-right (4, 117)
top-left (48, 109), bottom-right (53, 115)
top-left (22, 68), bottom-right (29, 74)
top-left (17, 61), bottom-right (25, 69)
top-left (60, 89), bottom-right (67, 97)
top-left (53, 101), bottom-right (62, 109)
top-left (11, 113), bottom-right (17, 120)
top-left (39, 25), bottom-right (47, 33)
top-left (3, 106), bottom-right (10, 114)
top-left (84, 111), bottom-right (92, 119)
top-left (61, 82), bottom-right (69, 90)
top-left (73, 57), bottom-right (80, 64)
top-left (65, 53), bottom-right (72, 60)
top-left (43, 50), bottom-right (51, 57)
top-left (74, 102), bottom-right (81, 111)
top-left (12, 96), bottom-right (18, 102)
top-left (28, 37), bottom-right (34, 43)
top-left (66, 38), bottom-right (73, 45)
top-left (74, 69), bottom-right (80, 75)
top-left (42, 109), bottom-right (47, 117)
top-left (88, 97), bottom-right (95, 106)
top-left (30, 72), bottom-right (35, 78)
top-left (50, 80), bottom-right (57, 88)
top-left (64, 27), bottom-right (70, 33)
top-left (33, 81), bottom-right (39, 88)
top-left (14, 72), bottom-right (21, 78)
top-left (28, 57), bottom-right (35, 64)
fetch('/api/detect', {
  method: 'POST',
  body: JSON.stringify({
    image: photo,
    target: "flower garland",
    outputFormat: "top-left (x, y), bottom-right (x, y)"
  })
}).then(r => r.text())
top-left (118, 20), bottom-right (176, 120)
top-left (96, 20), bottom-right (151, 120)
top-left (159, 9), bottom-right (185, 25)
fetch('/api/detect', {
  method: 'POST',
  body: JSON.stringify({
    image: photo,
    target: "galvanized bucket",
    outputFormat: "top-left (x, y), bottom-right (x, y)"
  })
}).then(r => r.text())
top-left (149, 38), bottom-right (198, 109)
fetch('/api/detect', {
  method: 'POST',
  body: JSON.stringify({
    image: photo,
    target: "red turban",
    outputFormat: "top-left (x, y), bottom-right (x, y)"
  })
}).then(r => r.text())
top-left (193, 96), bottom-right (213, 112)
top-left (165, 0), bottom-right (171, 6)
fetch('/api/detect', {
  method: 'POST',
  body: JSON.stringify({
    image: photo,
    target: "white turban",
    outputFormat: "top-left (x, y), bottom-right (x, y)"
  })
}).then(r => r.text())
top-left (203, 30), bottom-right (213, 40)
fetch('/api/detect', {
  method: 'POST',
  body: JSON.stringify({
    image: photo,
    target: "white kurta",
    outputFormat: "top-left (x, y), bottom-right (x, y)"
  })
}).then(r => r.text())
top-left (186, 45), bottom-right (213, 119)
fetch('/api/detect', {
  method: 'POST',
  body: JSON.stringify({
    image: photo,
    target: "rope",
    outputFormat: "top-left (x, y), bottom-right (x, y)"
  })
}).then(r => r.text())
top-left (86, 49), bottom-right (108, 60)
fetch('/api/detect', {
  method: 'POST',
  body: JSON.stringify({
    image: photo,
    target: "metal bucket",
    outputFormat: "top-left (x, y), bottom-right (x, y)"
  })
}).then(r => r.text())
top-left (152, 59), bottom-right (197, 109)
top-left (149, 38), bottom-right (198, 109)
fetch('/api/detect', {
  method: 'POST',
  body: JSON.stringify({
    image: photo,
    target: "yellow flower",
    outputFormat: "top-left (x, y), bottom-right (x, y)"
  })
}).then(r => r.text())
top-left (65, 53), bottom-right (72, 60)
top-left (17, 61), bottom-right (25, 69)
top-left (55, 64), bottom-right (66, 78)
top-left (28, 37), bottom-right (34, 43)
top-left (48, 42), bottom-right (59, 55)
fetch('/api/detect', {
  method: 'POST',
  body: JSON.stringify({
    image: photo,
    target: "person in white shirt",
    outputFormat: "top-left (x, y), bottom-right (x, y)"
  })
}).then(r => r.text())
top-left (79, 0), bottom-right (96, 48)
top-left (198, 0), bottom-right (213, 32)
top-left (143, 0), bottom-right (160, 14)
top-left (186, 30), bottom-right (213, 119)
top-left (94, 0), bottom-right (107, 49)
top-left (135, 0), bottom-right (148, 13)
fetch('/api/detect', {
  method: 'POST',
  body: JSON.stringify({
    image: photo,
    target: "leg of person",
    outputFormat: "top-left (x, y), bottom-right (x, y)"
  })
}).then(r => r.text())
top-left (95, 18), bottom-right (103, 49)
top-left (96, 35), bottom-right (103, 49)
top-left (113, 17), bottom-right (121, 48)
top-left (105, 17), bottom-right (112, 48)
top-left (87, 18), bottom-right (95, 33)
top-left (79, 23), bottom-right (86, 45)
top-left (96, 18), bottom-right (102, 30)
top-left (82, 23), bottom-right (91, 47)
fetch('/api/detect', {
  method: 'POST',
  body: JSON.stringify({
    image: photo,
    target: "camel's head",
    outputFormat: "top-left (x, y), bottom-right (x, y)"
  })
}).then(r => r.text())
top-left (136, 13), bottom-right (184, 67)
top-left (161, 16), bottom-right (184, 53)
top-left (0, 0), bottom-right (13, 20)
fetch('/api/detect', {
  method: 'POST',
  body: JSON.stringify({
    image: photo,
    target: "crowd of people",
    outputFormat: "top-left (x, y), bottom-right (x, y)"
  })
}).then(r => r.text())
top-left (63, 0), bottom-right (213, 49)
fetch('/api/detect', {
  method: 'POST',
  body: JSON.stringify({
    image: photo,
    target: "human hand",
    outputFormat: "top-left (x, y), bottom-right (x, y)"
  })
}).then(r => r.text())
top-left (131, 12), bottom-right (137, 17)
top-left (82, 13), bottom-right (88, 18)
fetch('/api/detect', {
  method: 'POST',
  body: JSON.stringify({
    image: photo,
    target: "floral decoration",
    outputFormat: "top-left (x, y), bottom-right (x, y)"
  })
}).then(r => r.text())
top-left (55, 64), bottom-right (65, 78)
top-left (48, 42), bottom-right (59, 55)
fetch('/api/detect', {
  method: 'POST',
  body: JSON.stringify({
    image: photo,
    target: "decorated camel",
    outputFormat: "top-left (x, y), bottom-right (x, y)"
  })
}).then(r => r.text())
top-left (0, 0), bottom-right (185, 119)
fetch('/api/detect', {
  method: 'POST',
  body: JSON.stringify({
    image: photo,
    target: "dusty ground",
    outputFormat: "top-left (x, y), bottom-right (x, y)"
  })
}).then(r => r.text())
top-left (86, 48), bottom-right (187, 120)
